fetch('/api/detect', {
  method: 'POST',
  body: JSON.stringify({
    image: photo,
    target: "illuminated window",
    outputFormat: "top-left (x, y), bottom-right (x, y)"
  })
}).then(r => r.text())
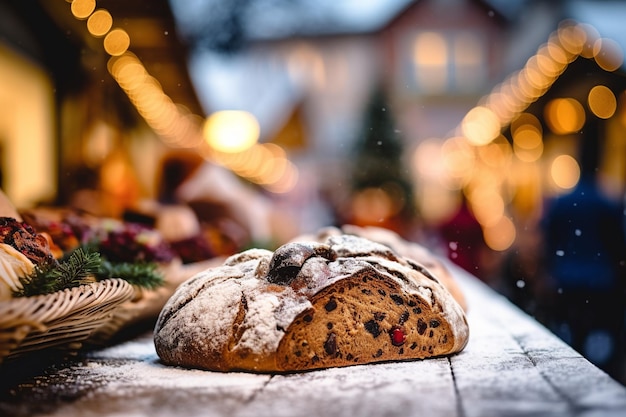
top-left (413, 32), bottom-right (448, 94)
top-left (408, 31), bottom-right (486, 94)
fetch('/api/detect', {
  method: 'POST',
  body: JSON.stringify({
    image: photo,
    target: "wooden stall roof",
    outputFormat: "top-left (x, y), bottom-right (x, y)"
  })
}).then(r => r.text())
top-left (39, 0), bottom-right (205, 117)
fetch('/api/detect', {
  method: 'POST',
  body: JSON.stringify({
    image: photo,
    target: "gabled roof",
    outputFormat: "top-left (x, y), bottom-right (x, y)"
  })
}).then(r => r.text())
top-left (170, 0), bottom-right (527, 45)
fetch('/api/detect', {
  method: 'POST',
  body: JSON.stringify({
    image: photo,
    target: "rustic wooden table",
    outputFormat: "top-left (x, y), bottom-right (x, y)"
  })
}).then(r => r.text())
top-left (2, 264), bottom-right (626, 417)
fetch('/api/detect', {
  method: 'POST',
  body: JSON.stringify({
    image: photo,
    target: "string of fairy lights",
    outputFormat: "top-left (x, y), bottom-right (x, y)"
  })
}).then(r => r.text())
top-left (68, 0), bottom-right (299, 194)
top-left (420, 20), bottom-right (626, 251)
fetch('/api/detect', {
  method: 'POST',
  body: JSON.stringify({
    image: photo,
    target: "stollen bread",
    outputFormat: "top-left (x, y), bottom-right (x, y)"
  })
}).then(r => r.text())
top-left (154, 234), bottom-right (469, 372)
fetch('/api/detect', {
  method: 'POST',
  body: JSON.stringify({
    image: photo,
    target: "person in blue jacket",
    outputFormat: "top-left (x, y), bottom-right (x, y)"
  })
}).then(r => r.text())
top-left (541, 166), bottom-right (626, 380)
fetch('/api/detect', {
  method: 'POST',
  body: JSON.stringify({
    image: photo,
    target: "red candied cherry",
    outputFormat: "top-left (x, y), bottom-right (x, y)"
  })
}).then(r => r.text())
top-left (390, 325), bottom-right (406, 346)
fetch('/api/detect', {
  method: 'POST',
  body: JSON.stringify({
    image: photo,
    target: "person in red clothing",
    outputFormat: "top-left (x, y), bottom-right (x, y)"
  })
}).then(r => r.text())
top-left (437, 195), bottom-right (491, 281)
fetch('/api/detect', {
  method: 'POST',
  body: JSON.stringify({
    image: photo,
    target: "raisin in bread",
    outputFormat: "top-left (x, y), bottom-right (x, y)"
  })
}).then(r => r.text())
top-left (154, 234), bottom-right (469, 372)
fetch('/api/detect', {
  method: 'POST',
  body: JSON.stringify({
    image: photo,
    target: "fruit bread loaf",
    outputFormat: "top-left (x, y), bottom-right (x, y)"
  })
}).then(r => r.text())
top-left (154, 234), bottom-right (469, 372)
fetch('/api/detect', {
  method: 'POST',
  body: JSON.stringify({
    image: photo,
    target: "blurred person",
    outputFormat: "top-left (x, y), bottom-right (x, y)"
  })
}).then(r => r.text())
top-left (69, 164), bottom-right (123, 218)
top-left (540, 169), bottom-right (626, 380)
top-left (500, 221), bottom-right (549, 319)
top-left (437, 193), bottom-right (494, 282)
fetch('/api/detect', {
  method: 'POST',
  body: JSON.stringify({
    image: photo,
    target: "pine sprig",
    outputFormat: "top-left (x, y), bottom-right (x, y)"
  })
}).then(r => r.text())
top-left (96, 260), bottom-right (164, 290)
top-left (13, 244), bottom-right (166, 297)
top-left (51, 247), bottom-right (101, 290)
top-left (14, 248), bottom-right (101, 297)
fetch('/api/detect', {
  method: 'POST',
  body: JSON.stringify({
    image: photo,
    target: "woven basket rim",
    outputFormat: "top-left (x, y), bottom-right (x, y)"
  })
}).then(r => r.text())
top-left (0, 278), bottom-right (134, 362)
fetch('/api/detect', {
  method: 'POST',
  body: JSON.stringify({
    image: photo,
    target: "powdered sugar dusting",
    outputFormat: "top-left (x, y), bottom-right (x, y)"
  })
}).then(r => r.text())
top-left (155, 251), bottom-right (313, 367)
top-left (156, 275), bottom-right (241, 362)
top-left (234, 280), bottom-right (311, 353)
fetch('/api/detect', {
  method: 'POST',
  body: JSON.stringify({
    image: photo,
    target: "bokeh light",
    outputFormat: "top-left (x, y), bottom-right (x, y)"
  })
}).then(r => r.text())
top-left (440, 136), bottom-right (475, 187)
top-left (462, 106), bottom-right (501, 146)
top-left (483, 216), bottom-right (516, 251)
top-left (593, 38), bottom-right (624, 72)
top-left (588, 85), bottom-right (617, 119)
top-left (550, 154), bottom-right (580, 189)
top-left (468, 187), bottom-right (505, 227)
top-left (544, 98), bottom-right (585, 135)
top-left (203, 111), bottom-right (260, 153)
top-left (104, 28), bottom-right (130, 56)
top-left (351, 187), bottom-right (395, 224)
top-left (71, 0), bottom-right (95, 19)
top-left (87, 9), bottom-right (113, 37)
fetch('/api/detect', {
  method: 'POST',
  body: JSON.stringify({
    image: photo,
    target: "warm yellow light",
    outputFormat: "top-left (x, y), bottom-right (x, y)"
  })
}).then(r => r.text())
top-left (462, 106), bottom-right (501, 146)
top-left (576, 23), bottom-right (600, 59)
top-left (257, 156), bottom-right (288, 185)
top-left (588, 85), bottom-right (617, 119)
top-left (264, 161), bottom-right (299, 194)
top-left (413, 138), bottom-right (443, 180)
top-left (557, 22), bottom-right (585, 55)
top-left (239, 145), bottom-right (271, 177)
top-left (351, 188), bottom-right (395, 224)
top-left (203, 111), bottom-right (260, 153)
top-left (418, 186), bottom-right (459, 224)
top-left (477, 137), bottom-right (512, 170)
top-left (512, 115), bottom-right (543, 162)
top-left (415, 32), bottom-right (447, 67)
top-left (414, 32), bottom-right (448, 92)
top-left (514, 141), bottom-right (543, 162)
top-left (71, 0), bottom-right (95, 19)
top-left (114, 62), bottom-right (147, 88)
top-left (511, 112), bottom-right (541, 133)
top-left (536, 46), bottom-right (563, 77)
top-left (468, 187), bottom-right (504, 227)
top-left (546, 41), bottom-right (569, 65)
top-left (87, 9), bottom-right (113, 37)
top-left (104, 28), bottom-right (130, 56)
top-left (513, 125), bottom-right (542, 149)
top-left (483, 216), bottom-right (516, 251)
top-left (545, 98), bottom-right (585, 135)
top-left (486, 91), bottom-right (514, 122)
top-left (551, 154), bottom-right (580, 189)
top-left (593, 38), bottom-right (624, 72)
top-left (440, 137), bottom-right (475, 186)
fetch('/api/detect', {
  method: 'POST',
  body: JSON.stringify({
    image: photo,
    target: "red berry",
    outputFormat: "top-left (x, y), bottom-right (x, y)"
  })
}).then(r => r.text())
top-left (390, 326), bottom-right (405, 346)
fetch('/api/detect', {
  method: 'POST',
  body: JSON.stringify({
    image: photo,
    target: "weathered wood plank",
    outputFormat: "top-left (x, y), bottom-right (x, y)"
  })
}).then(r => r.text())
top-left (236, 358), bottom-right (458, 417)
top-left (451, 265), bottom-right (626, 417)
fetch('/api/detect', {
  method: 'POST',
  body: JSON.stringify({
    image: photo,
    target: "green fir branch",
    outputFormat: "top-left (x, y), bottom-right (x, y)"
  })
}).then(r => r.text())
top-left (14, 248), bottom-right (101, 297)
top-left (51, 247), bottom-right (101, 289)
top-left (13, 245), bottom-right (165, 297)
top-left (96, 260), bottom-right (164, 290)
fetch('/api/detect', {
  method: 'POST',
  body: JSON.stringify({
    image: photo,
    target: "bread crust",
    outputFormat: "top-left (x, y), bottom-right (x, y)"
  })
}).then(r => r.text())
top-left (154, 235), bottom-right (468, 372)
top-left (293, 225), bottom-right (467, 311)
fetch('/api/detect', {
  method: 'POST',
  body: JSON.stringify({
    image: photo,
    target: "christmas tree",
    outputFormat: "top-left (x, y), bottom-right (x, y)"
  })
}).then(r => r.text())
top-left (347, 86), bottom-right (416, 233)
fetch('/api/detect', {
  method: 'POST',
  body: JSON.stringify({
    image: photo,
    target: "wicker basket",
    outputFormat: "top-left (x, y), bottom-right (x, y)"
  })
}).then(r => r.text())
top-left (88, 258), bottom-right (222, 344)
top-left (0, 278), bottom-right (134, 364)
